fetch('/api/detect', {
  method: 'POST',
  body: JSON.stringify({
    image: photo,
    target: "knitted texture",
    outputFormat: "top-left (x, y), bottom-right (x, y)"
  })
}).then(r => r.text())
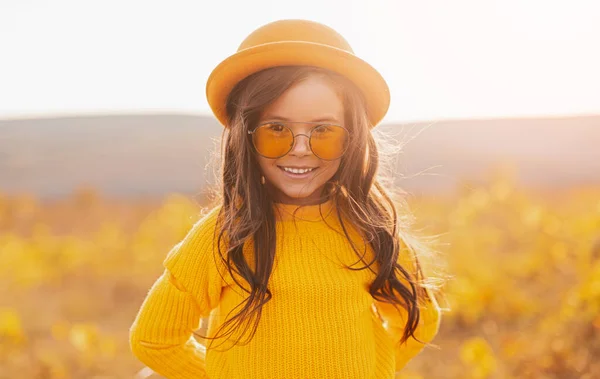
top-left (129, 199), bottom-right (441, 379)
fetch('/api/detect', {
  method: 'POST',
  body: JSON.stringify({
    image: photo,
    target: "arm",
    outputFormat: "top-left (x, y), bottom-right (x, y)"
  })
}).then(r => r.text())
top-left (374, 251), bottom-right (442, 374)
top-left (129, 207), bottom-right (224, 379)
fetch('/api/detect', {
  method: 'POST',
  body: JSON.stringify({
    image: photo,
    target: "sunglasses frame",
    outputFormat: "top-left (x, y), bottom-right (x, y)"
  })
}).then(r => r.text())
top-left (247, 121), bottom-right (350, 160)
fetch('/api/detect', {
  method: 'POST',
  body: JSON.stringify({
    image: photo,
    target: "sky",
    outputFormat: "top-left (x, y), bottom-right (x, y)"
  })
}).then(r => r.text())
top-left (0, 0), bottom-right (599, 123)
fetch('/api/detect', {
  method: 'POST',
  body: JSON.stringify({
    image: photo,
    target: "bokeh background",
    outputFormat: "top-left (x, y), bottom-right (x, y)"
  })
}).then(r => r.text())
top-left (1, 1), bottom-right (599, 378)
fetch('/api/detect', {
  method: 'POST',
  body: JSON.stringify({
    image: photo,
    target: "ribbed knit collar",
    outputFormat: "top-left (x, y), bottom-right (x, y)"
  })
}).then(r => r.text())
top-left (273, 198), bottom-right (336, 222)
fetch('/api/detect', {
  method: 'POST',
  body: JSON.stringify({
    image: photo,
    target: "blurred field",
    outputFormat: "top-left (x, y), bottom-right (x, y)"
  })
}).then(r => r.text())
top-left (1, 173), bottom-right (599, 378)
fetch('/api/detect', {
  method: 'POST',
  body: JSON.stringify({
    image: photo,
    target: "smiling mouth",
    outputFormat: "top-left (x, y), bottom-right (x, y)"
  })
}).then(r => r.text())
top-left (278, 166), bottom-right (319, 178)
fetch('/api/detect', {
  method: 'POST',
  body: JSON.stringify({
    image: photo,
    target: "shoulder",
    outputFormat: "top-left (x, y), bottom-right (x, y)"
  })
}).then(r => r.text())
top-left (162, 204), bottom-right (227, 283)
top-left (177, 204), bottom-right (224, 247)
top-left (189, 204), bottom-right (224, 239)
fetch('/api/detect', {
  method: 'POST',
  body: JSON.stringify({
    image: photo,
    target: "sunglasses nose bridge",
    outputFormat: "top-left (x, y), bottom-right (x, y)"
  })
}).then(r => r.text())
top-left (289, 133), bottom-right (311, 154)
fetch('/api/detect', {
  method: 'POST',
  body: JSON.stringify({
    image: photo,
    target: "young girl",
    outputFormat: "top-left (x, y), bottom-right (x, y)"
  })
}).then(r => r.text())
top-left (129, 19), bottom-right (442, 379)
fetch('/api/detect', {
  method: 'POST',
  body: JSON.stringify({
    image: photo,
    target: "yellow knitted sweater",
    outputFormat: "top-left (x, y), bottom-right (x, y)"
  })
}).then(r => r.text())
top-left (129, 199), bottom-right (441, 379)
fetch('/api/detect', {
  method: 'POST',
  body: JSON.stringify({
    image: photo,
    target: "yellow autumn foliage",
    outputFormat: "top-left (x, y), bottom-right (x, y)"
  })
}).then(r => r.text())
top-left (0, 175), bottom-right (599, 378)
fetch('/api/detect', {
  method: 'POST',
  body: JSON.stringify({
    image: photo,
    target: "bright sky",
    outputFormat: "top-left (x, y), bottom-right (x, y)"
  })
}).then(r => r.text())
top-left (1, 0), bottom-right (599, 123)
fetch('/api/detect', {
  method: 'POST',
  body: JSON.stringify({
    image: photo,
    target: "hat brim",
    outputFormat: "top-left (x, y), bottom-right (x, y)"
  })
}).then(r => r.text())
top-left (206, 41), bottom-right (390, 128)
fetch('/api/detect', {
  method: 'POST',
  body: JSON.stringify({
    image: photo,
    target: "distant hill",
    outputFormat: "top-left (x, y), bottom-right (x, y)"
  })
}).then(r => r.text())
top-left (0, 113), bottom-right (598, 199)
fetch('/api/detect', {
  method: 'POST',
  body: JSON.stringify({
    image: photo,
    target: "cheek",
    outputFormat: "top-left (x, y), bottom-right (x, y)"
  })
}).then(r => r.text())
top-left (256, 157), bottom-right (265, 172)
top-left (256, 156), bottom-right (274, 173)
top-left (320, 160), bottom-right (341, 178)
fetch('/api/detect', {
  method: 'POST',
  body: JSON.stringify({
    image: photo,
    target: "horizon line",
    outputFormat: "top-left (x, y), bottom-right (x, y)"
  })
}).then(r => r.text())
top-left (1, 109), bottom-right (599, 125)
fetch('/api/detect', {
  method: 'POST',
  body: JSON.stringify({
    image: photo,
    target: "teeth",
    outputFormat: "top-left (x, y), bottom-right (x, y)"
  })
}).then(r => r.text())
top-left (282, 167), bottom-right (315, 174)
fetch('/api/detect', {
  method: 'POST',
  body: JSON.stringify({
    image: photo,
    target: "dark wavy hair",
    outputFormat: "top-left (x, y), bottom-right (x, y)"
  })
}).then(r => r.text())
top-left (196, 65), bottom-right (442, 351)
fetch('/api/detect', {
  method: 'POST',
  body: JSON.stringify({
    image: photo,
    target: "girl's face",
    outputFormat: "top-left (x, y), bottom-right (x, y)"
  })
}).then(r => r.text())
top-left (255, 75), bottom-right (345, 205)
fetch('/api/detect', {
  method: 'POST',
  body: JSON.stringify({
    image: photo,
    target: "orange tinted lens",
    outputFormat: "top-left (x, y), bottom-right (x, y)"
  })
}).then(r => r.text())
top-left (253, 123), bottom-right (293, 158)
top-left (310, 125), bottom-right (348, 159)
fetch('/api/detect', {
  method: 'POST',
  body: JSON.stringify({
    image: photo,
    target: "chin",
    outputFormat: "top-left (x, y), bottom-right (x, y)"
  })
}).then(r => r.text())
top-left (281, 188), bottom-right (317, 199)
top-left (272, 184), bottom-right (325, 203)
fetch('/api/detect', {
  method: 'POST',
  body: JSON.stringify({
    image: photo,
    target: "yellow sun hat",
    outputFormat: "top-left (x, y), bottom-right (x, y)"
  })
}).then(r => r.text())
top-left (205, 19), bottom-right (390, 129)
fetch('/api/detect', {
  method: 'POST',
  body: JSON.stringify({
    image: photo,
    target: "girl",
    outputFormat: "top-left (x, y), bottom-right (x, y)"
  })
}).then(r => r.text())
top-left (129, 19), bottom-right (443, 379)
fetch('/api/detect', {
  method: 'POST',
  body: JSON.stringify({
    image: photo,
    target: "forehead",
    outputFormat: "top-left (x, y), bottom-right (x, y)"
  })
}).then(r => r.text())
top-left (259, 76), bottom-right (345, 129)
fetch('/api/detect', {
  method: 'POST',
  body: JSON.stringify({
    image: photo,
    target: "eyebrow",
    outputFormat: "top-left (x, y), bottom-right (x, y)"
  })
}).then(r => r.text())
top-left (263, 115), bottom-right (341, 123)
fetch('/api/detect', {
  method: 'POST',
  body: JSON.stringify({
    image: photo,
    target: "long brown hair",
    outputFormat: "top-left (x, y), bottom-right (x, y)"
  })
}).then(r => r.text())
top-left (198, 65), bottom-right (441, 351)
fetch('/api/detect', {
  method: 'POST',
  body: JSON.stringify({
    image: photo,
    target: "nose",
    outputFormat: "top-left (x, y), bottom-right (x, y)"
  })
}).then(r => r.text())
top-left (289, 133), bottom-right (311, 157)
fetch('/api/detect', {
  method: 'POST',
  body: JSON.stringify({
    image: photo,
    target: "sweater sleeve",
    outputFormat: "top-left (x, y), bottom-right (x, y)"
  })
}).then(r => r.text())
top-left (373, 250), bottom-right (442, 374)
top-left (129, 206), bottom-right (225, 379)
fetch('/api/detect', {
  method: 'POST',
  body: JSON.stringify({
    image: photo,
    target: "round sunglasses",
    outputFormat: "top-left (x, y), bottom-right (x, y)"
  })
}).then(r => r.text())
top-left (248, 121), bottom-right (350, 160)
